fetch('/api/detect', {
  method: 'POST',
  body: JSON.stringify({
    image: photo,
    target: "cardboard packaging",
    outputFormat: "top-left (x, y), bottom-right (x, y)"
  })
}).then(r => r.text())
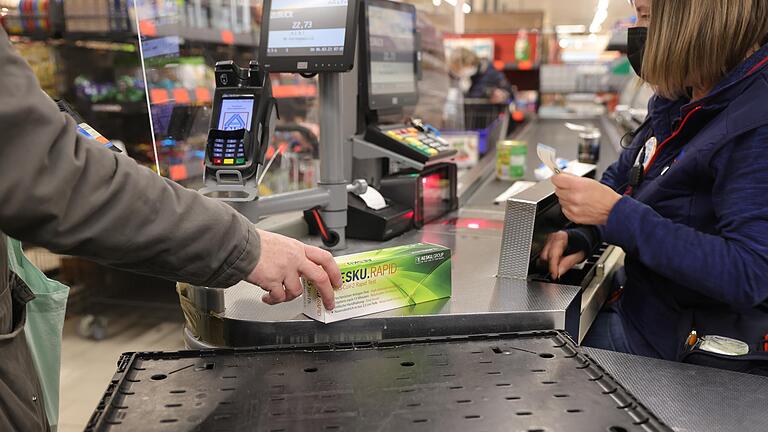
top-left (303, 243), bottom-right (452, 323)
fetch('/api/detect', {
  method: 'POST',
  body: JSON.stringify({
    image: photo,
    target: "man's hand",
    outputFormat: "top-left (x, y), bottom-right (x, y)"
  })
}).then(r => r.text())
top-left (246, 229), bottom-right (341, 310)
top-left (551, 174), bottom-right (622, 226)
top-left (540, 231), bottom-right (585, 280)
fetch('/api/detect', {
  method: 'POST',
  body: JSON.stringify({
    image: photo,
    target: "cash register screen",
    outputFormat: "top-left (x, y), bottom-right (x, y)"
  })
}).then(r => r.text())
top-left (368, 5), bottom-right (416, 96)
top-left (217, 97), bottom-right (254, 131)
top-left (265, 0), bottom-right (350, 57)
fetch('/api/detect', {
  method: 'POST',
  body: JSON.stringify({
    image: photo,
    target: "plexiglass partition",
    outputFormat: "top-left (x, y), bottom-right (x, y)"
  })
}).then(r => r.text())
top-left (133, 0), bottom-right (494, 193)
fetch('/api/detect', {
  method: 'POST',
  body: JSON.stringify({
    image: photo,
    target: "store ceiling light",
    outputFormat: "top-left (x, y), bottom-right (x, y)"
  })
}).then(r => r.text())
top-left (442, 0), bottom-right (472, 14)
top-left (432, 0), bottom-right (441, 6)
top-left (589, 0), bottom-right (610, 33)
top-left (556, 25), bottom-right (587, 34)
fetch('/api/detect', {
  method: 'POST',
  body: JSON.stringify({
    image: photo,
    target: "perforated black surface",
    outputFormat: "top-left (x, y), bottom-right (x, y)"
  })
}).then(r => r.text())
top-left (585, 348), bottom-right (768, 432)
top-left (87, 331), bottom-right (670, 432)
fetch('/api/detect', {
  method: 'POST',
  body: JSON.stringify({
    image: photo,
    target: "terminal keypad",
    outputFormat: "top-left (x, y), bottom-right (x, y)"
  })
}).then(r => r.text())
top-left (210, 137), bottom-right (246, 166)
top-left (365, 122), bottom-right (457, 164)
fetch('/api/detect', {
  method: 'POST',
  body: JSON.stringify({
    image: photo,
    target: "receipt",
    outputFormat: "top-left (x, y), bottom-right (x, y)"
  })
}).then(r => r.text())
top-left (356, 187), bottom-right (388, 210)
top-left (537, 143), bottom-right (562, 175)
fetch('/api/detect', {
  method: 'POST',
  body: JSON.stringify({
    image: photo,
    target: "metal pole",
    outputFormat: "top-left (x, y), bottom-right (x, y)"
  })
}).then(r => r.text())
top-left (318, 73), bottom-right (350, 250)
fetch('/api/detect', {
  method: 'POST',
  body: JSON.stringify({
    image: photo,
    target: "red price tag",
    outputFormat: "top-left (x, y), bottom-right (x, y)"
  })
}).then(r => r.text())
top-left (139, 20), bottom-right (157, 37)
top-left (169, 164), bottom-right (188, 181)
top-left (172, 88), bottom-right (191, 104)
top-left (221, 30), bottom-right (235, 45)
top-left (150, 89), bottom-right (170, 105)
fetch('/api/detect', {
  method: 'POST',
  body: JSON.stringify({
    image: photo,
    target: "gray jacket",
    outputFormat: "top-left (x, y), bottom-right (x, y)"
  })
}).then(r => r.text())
top-left (0, 28), bottom-right (261, 430)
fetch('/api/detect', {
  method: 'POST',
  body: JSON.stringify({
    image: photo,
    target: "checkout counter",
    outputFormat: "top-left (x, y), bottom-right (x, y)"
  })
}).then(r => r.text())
top-left (94, 0), bottom-right (768, 430)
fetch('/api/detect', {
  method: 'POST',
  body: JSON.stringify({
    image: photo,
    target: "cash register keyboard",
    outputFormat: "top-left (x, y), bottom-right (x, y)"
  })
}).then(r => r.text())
top-left (364, 122), bottom-right (457, 164)
top-left (210, 137), bottom-right (246, 166)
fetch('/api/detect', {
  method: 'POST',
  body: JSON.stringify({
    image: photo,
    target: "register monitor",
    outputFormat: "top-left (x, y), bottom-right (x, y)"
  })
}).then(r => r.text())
top-left (360, 0), bottom-right (418, 111)
top-left (259, 0), bottom-right (359, 73)
top-left (357, 0), bottom-right (456, 164)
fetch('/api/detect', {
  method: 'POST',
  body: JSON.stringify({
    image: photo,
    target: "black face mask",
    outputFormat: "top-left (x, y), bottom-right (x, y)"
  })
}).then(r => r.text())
top-left (627, 26), bottom-right (648, 77)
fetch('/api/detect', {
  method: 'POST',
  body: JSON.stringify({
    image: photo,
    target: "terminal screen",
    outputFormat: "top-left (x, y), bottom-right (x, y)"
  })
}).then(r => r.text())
top-left (265, 0), bottom-right (349, 57)
top-left (218, 97), bottom-right (254, 131)
top-left (368, 5), bottom-right (416, 96)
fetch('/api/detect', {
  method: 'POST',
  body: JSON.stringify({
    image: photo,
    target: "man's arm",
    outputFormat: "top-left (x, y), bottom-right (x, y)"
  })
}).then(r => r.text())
top-left (0, 29), bottom-right (258, 288)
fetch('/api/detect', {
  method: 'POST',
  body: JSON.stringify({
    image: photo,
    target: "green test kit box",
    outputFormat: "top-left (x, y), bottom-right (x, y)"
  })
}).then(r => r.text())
top-left (303, 243), bottom-right (452, 323)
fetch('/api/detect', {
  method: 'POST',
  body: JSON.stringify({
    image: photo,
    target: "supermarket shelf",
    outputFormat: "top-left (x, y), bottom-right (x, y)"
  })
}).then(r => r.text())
top-left (89, 102), bottom-right (148, 114)
top-left (149, 87), bottom-right (212, 105)
top-left (6, 30), bottom-right (137, 44)
top-left (491, 59), bottom-right (539, 72)
top-left (140, 21), bottom-right (258, 47)
top-left (273, 84), bottom-right (318, 99)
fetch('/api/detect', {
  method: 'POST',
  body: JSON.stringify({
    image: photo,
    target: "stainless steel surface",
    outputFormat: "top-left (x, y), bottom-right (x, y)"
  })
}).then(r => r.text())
top-left (183, 115), bottom-right (626, 348)
top-left (497, 180), bottom-right (557, 279)
top-left (185, 222), bottom-right (582, 347)
top-left (318, 72), bottom-right (356, 250)
top-left (230, 187), bottom-right (330, 219)
top-left (456, 148), bottom-right (497, 207)
top-left (586, 348), bottom-right (768, 432)
top-left (579, 246), bottom-right (624, 343)
top-left (463, 116), bottom-right (620, 213)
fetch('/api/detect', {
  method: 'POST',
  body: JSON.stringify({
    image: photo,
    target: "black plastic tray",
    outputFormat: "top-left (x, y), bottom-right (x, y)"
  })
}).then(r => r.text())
top-left (86, 331), bottom-right (671, 432)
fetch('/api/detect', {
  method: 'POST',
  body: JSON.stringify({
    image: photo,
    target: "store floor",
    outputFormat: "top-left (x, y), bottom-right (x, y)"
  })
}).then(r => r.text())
top-left (59, 312), bottom-right (185, 431)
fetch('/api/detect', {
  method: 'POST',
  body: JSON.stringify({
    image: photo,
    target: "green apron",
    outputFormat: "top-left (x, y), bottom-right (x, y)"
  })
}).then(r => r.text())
top-left (7, 238), bottom-right (70, 431)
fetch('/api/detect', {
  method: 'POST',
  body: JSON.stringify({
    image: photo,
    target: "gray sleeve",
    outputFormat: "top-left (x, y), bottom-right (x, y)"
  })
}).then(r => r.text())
top-left (0, 29), bottom-right (259, 288)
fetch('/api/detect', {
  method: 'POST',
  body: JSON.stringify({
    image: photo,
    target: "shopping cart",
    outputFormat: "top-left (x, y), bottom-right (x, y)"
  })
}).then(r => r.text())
top-left (441, 98), bottom-right (510, 168)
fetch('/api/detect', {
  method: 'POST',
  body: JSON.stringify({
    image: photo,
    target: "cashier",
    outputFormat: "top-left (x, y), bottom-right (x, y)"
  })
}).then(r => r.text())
top-left (542, 0), bottom-right (768, 366)
top-left (0, 29), bottom-right (340, 430)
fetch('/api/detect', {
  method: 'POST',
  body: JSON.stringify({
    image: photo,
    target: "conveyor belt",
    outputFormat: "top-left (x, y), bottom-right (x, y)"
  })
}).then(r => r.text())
top-left (87, 332), bottom-right (672, 432)
top-left (465, 117), bottom-right (621, 212)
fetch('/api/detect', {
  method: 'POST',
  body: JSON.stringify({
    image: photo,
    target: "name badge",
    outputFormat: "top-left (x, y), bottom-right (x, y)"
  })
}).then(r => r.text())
top-left (634, 136), bottom-right (657, 170)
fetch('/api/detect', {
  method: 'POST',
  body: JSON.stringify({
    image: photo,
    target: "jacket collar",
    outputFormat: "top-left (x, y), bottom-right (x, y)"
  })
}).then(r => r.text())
top-left (681, 42), bottom-right (768, 114)
top-left (648, 42), bottom-right (768, 139)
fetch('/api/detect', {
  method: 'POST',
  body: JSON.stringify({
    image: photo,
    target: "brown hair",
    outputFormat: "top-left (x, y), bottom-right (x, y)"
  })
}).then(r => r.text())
top-left (449, 47), bottom-right (479, 72)
top-left (642, 0), bottom-right (768, 99)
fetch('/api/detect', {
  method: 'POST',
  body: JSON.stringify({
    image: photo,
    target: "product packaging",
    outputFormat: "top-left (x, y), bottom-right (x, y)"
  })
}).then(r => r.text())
top-left (303, 243), bottom-right (452, 323)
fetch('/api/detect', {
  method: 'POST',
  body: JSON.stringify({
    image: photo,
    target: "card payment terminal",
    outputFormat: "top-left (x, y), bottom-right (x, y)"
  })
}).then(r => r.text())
top-left (205, 60), bottom-right (277, 182)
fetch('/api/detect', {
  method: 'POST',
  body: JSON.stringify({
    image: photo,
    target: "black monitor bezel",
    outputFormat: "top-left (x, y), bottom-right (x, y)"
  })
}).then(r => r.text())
top-left (360, 0), bottom-right (419, 112)
top-left (259, 0), bottom-right (359, 73)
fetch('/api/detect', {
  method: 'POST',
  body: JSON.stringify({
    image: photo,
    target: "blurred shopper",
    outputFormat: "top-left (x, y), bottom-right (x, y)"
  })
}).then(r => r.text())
top-left (542, 0), bottom-right (768, 374)
top-left (449, 47), bottom-right (514, 104)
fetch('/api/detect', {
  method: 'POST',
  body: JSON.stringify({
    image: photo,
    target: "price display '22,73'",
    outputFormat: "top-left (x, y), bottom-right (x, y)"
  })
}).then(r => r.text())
top-left (292, 21), bottom-right (313, 29)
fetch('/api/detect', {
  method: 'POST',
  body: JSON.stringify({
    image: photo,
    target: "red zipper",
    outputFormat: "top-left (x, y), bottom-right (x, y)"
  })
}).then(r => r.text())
top-left (643, 105), bottom-right (704, 175)
top-left (748, 56), bottom-right (768, 76)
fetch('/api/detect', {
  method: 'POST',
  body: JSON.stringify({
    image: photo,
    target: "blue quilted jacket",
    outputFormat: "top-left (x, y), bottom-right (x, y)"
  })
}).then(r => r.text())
top-left (583, 43), bottom-right (768, 360)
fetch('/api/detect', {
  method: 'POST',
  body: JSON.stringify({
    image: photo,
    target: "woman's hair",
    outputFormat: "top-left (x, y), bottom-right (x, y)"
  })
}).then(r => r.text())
top-left (642, 0), bottom-right (768, 99)
top-left (449, 47), bottom-right (479, 71)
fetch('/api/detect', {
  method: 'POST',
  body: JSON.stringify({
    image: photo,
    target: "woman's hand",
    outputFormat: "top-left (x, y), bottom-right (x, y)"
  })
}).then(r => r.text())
top-left (540, 231), bottom-right (586, 280)
top-left (247, 229), bottom-right (342, 310)
top-left (551, 174), bottom-right (622, 226)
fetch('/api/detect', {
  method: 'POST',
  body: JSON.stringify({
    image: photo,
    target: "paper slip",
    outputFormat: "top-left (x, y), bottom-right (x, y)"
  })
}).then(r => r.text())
top-left (536, 143), bottom-right (562, 174)
top-left (357, 187), bottom-right (388, 210)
